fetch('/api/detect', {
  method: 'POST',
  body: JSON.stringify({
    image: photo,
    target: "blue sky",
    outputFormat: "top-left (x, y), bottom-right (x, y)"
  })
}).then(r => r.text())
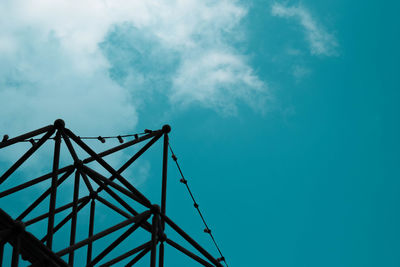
top-left (0, 0), bottom-right (399, 266)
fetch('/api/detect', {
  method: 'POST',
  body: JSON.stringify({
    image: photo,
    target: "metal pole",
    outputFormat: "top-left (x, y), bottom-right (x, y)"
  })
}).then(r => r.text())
top-left (88, 212), bottom-right (150, 266)
top-left (162, 214), bottom-right (223, 267)
top-left (0, 124), bottom-right (53, 149)
top-left (25, 196), bottom-right (89, 226)
top-left (11, 235), bottom-right (20, 267)
top-left (159, 125), bottom-right (170, 267)
top-left (151, 213), bottom-right (159, 267)
top-left (17, 168), bottom-right (74, 221)
top-left (47, 130), bottom-right (61, 249)
top-left (64, 128), bottom-right (152, 208)
top-left (0, 166), bottom-right (73, 198)
top-left (98, 241), bottom-right (151, 267)
top-left (87, 199), bottom-right (95, 265)
top-left (57, 210), bottom-right (151, 257)
top-left (166, 238), bottom-right (214, 267)
top-left (0, 128), bottom-right (54, 185)
top-left (125, 245), bottom-right (152, 267)
top-left (68, 170), bottom-right (80, 265)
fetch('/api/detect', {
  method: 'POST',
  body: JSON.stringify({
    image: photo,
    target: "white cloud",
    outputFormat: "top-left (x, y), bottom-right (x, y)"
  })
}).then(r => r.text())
top-left (0, 0), bottom-right (269, 184)
top-left (271, 3), bottom-right (338, 56)
top-left (292, 65), bottom-right (311, 80)
top-left (0, 0), bottom-right (268, 138)
top-left (172, 50), bottom-right (269, 114)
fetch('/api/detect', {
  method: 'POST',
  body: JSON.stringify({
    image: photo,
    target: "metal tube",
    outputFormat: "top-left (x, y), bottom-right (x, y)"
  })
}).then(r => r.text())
top-left (95, 195), bottom-right (131, 219)
top-left (17, 168), bottom-right (74, 221)
top-left (87, 199), bottom-right (95, 266)
top-left (82, 165), bottom-right (143, 204)
top-left (25, 196), bottom-right (89, 226)
top-left (110, 134), bottom-right (162, 178)
top-left (57, 210), bottom-right (151, 257)
top-left (88, 211), bottom-right (150, 266)
top-left (82, 168), bottom-right (138, 214)
top-left (68, 170), bottom-right (80, 265)
top-left (47, 131), bottom-right (61, 249)
top-left (163, 215), bottom-right (222, 266)
top-left (82, 130), bottom-right (162, 164)
top-left (151, 214), bottom-right (159, 267)
top-left (79, 170), bottom-right (94, 194)
top-left (98, 241), bottom-right (151, 267)
top-left (0, 243), bottom-right (3, 266)
top-left (11, 235), bottom-right (20, 267)
top-left (64, 128), bottom-right (152, 208)
top-left (81, 166), bottom-right (151, 232)
top-left (0, 125), bottom-right (53, 149)
top-left (166, 238), bottom-right (214, 267)
top-left (84, 171), bottom-right (152, 233)
top-left (125, 246), bottom-right (152, 267)
top-left (40, 197), bottom-right (90, 243)
top-left (0, 129), bottom-right (54, 185)
top-left (159, 241), bottom-right (164, 267)
top-left (161, 133), bottom-right (168, 225)
top-left (0, 166), bottom-right (73, 198)
top-left (60, 130), bottom-right (79, 161)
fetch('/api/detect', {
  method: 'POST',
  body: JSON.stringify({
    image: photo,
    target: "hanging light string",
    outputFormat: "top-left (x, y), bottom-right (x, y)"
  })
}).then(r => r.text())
top-left (1, 130), bottom-right (156, 145)
top-left (168, 142), bottom-right (228, 267)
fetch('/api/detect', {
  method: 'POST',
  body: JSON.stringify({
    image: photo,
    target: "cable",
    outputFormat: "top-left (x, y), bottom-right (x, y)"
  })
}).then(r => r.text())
top-left (6, 132), bottom-right (151, 144)
top-left (168, 142), bottom-right (228, 267)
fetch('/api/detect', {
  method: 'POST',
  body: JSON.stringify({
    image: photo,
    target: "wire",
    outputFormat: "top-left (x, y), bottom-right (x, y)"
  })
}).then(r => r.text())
top-left (168, 142), bottom-right (228, 267)
top-left (13, 132), bottom-right (149, 144)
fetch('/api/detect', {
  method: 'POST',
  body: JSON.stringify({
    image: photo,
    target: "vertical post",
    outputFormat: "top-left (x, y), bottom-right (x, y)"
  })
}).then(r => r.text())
top-left (87, 199), bottom-right (95, 265)
top-left (69, 169), bottom-right (80, 265)
top-left (151, 213), bottom-right (159, 267)
top-left (0, 242), bottom-right (3, 266)
top-left (160, 125), bottom-right (170, 267)
top-left (11, 235), bottom-right (20, 267)
top-left (47, 130), bottom-right (61, 249)
top-left (160, 129), bottom-right (169, 221)
top-left (159, 242), bottom-right (165, 267)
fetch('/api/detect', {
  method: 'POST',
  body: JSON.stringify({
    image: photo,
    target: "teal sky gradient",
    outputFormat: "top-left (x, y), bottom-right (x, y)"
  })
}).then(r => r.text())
top-left (0, 0), bottom-right (399, 266)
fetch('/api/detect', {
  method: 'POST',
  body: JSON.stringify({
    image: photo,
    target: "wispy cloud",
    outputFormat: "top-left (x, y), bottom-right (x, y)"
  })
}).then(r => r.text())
top-left (0, 0), bottom-right (269, 139)
top-left (271, 3), bottom-right (338, 56)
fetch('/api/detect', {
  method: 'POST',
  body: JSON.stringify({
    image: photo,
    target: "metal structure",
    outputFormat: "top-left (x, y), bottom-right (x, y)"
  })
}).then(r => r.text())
top-left (0, 119), bottom-right (224, 266)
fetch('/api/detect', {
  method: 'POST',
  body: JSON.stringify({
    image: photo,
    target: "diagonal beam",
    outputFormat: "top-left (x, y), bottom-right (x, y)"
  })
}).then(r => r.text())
top-left (98, 241), bottom-right (151, 267)
top-left (82, 130), bottom-right (162, 164)
top-left (56, 210), bottom-right (152, 257)
top-left (0, 128), bottom-right (55, 185)
top-left (0, 166), bottom-right (73, 198)
top-left (166, 238), bottom-right (214, 267)
top-left (88, 210), bottom-right (151, 266)
top-left (17, 168), bottom-right (74, 221)
top-left (82, 165), bottom-right (144, 204)
top-left (162, 214), bottom-right (223, 267)
top-left (24, 195), bottom-right (90, 226)
top-left (125, 245), bottom-right (152, 267)
top-left (64, 128), bottom-right (153, 208)
top-left (81, 168), bottom-right (152, 233)
top-left (40, 197), bottom-right (91, 243)
top-left (95, 195), bottom-right (131, 219)
top-left (0, 125), bottom-right (53, 149)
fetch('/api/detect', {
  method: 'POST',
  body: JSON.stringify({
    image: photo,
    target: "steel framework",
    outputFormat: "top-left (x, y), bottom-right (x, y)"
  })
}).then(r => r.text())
top-left (0, 119), bottom-right (224, 266)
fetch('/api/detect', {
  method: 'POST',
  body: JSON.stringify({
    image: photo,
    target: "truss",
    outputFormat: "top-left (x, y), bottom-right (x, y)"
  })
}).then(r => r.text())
top-left (0, 119), bottom-right (223, 267)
